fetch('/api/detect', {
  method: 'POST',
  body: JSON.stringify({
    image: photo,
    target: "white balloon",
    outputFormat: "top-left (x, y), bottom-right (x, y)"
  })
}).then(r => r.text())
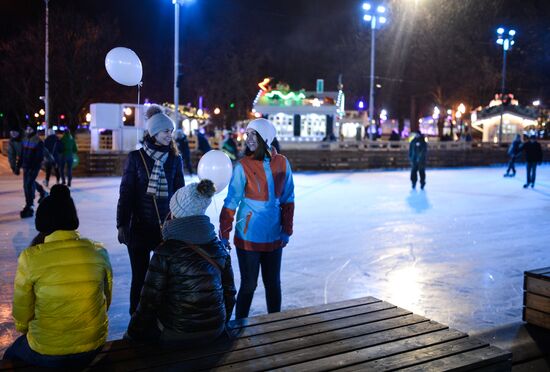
top-left (105, 47), bottom-right (143, 86)
top-left (197, 150), bottom-right (233, 194)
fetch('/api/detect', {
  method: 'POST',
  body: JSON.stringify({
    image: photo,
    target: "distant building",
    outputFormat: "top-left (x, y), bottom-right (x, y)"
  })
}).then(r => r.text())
top-left (471, 95), bottom-right (538, 142)
top-left (252, 79), bottom-right (344, 141)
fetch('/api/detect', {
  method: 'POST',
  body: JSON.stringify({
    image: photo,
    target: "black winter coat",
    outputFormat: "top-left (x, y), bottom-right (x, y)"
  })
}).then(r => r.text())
top-left (523, 141), bottom-right (543, 163)
top-left (19, 134), bottom-right (44, 170)
top-left (117, 148), bottom-right (185, 230)
top-left (44, 134), bottom-right (63, 163)
top-left (409, 136), bottom-right (427, 165)
top-left (127, 239), bottom-right (236, 339)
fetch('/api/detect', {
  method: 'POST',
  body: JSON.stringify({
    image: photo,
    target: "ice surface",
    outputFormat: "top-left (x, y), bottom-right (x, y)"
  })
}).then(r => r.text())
top-left (1, 164), bottom-right (549, 355)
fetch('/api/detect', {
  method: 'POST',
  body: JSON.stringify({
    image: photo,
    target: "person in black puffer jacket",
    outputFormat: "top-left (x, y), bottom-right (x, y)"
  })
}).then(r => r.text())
top-left (117, 104), bottom-right (185, 315)
top-left (126, 179), bottom-right (236, 345)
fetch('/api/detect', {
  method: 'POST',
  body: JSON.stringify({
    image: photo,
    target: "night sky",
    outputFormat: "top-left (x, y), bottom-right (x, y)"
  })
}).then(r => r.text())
top-left (1, 0), bottom-right (549, 116)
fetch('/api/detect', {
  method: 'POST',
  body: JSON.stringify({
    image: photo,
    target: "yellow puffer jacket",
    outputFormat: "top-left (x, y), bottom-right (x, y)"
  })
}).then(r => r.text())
top-left (12, 230), bottom-right (113, 356)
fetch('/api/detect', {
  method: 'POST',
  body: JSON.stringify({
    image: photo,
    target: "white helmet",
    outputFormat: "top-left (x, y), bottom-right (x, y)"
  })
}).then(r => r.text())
top-left (247, 118), bottom-right (276, 148)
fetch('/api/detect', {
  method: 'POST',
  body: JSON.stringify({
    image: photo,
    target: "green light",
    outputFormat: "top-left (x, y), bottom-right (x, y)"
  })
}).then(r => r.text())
top-left (0, 112), bottom-right (3, 118)
top-left (265, 90), bottom-right (306, 101)
top-left (229, 103), bottom-right (235, 108)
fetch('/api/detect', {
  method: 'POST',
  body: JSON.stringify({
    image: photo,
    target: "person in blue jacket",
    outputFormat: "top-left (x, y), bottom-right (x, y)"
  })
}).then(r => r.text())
top-left (116, 104), bottom-right (185, 314)
top-left (219, 118), bottom-right (295, 319)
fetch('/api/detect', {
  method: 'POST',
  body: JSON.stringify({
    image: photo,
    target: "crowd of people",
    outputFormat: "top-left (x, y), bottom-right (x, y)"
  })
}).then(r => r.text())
top-left (3, 105), bottom-right (546, 367)
top-left (3, 107), bottom-right (295, 368)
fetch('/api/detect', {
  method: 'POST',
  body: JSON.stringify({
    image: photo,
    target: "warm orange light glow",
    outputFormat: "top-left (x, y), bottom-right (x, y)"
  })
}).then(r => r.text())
top-left (258, 77), bottom-right (271, 91)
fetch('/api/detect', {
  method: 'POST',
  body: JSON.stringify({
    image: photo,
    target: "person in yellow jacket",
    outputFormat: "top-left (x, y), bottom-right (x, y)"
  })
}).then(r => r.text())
top-left (3, 184), bottom-right (112, 369)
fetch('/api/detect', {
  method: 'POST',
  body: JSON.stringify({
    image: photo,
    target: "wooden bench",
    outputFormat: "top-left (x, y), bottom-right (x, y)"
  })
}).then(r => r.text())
top-left (523, 267), bottom-right (550, 330)
top-left (0, 296), bottom-right (511, 371)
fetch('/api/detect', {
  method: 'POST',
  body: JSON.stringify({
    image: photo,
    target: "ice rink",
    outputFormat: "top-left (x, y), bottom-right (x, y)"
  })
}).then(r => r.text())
top-left (1, 164), bottom-right (549, 355)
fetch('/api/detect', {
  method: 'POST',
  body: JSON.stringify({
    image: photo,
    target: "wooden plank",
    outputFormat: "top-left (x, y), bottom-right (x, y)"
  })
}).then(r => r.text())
top-left (397, 345), bottom-right (511, 372)
top-left (231, 296), bottom-right (380, 328)
top-left (524, 267), bottom-right (550, 279)
top-left (236, 300), bottom-right (396, 337)
top-left (91, 304), bottom-right (411, 370)
top-left (337, 337), bottom-right (494, 371)
top-left (524, 292), bottom-right (550, 314)
top-left (523, 307), bottom-right (550, 330)
top-left (218, 321), bottom-right (456, 371)
top-left (525, 277), bottom-right (550, 297)
top-left (145, 313), bottom-right (429, 372)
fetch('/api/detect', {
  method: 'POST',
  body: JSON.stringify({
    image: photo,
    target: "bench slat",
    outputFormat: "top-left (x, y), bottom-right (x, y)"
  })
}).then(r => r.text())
top-left (337, 336), bottom-right (489, 371)
top-left (524, 267), bottom-right (550, 279)
top-left (218, 321), bottom-right (455, 371)
top-left (142, 314), bottom-right (429, 372)
top-left (231, 296), bottom-right (380, 328)
top-left (525, 277), bottom-right (550, 297)
top-left (91, 305), bottom-right (412, 370)
top-left (397, 345), bottom-right (512, 372)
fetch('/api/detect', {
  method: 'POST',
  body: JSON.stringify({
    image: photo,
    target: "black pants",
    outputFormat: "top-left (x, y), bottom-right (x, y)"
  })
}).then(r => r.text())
top-left (182, 154), bottom-right (193, 174)
top-left (410, 163), bottom-right (426, 187)
top-left (235, 248), bottom-right (282, 319)
top-left (60, 154), bottom-right (73, 186)
top-left (526, 161), bottom-right (537, 186)
top-left (44, 161), bottom-right (60, 184)
top-left (23, 168), bottom-right (45, 208)
top-left (505, 156), bottom-right (518, 175)
top-left (126, 227), bottom-right (162, 315)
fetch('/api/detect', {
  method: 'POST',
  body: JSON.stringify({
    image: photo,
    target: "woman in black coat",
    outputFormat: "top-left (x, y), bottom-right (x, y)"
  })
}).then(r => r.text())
top-left (126, 179), bottom-right (236, 345)
top-left (117, 105), bottom-right (185, 314)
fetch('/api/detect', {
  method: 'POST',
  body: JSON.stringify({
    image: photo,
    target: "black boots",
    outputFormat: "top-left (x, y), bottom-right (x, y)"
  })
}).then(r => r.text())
top-left (20, 206), bottom-right (34, 218)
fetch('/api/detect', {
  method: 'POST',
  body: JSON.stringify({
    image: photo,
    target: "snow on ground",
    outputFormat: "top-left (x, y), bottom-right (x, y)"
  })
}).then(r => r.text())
top-left (1, 163), bottom-right (549, 355)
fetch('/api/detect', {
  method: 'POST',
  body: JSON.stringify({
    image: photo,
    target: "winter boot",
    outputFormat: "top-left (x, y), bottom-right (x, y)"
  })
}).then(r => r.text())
top-left (38, 191), bottom-right (49, 204)
top-left (412, 182), bottom-right (416, 189)
top-left (20, 206), bottom-right (34, 219)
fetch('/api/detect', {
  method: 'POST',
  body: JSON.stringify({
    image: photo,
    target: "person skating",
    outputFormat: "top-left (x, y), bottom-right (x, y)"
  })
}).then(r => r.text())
top-left (221, 130), bottom-right (239, 162)
top-left (522, 134), bottom-right (543, 188)
top-left (174, 128), bottom-right (193, 175)
top-left (60, 129), bottom-right (78, 187)
top-left (220, 118), bottom-right (295, 319)
top-left (126, 179), bottom-right (236, 345)
top-left (14, 126), bottom-right (48, 218)
top-left (409, 131), bottom-right (428, 190)
top-left (43, 129), bottom-right (63, 186)
top-left (117, 104), bottom-right (185, 315)
top-left (504, 134), bottom-right (522, 177)
top-left (3, 185), bottom-right (112, 368)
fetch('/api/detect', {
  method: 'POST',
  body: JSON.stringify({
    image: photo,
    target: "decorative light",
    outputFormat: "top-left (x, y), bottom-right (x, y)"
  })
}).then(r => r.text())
top-left (362, 3), bottom-right (371, 11)
top-left (497, 27), bottom-right (504, 35)
top-left (124, 107), bottom-right (132, 116)
top-left (458, 103), bottom-right (466, 114)
top-left (86, 113), bottom-right (92, 122)
top-left (214, 107), bottom-right (221, 115)
top-left (363, 14), bottom-right (372, 21)
top-left (358, 100), bottom-right (365, 109)
top-left (432, 106), bottom-right (440, 119)
top-left (446, 109), bottom-right (452, 115)
top-left (379, 16), bottom-right (387, 24)
top-left (197, 109), bottom-right (203, 116)
top-left (377, 5), bottom-right (386, 13)
top-left (533, 100), bottom-right (540, 106)
top-left (265, 90), bottom-right (306, 101)
top-left (456, 111), bottom-right (462, 119)
top-left (39, 109), bottom-right (45, 116)
top-left (258, 77), bottom-right (271, 91)
top-left (34, 113), bottom-right (39, 118)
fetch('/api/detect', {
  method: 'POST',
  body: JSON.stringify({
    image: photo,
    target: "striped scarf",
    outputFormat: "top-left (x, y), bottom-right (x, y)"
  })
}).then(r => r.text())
top-left (142, 143), bottom-right (169, 198)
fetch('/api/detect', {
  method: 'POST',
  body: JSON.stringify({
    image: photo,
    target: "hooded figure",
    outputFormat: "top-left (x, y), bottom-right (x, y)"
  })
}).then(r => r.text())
top-left (117, 104), bottom-right (185, 314)
top-left (220, 118), bottom-right (295, 319)
top-left (409, 131), bottom-right (427, 189)
top-left (4, 185), bottom-right (112, 369)
top-left (126, 179), bottom-right (236, 345)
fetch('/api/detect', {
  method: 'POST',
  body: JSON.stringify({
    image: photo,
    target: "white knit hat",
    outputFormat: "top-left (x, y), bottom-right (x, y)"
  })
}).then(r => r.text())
top-left (169, 179), bottom-right (216, 218)
top-left (146, 104), bottom-right (175, 137)
top-left (247, 118), bottom-right (276, 147)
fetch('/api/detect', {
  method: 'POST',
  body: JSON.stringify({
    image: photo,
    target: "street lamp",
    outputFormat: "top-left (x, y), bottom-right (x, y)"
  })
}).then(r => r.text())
top-left (172, 0), bottom-right (193, 127)
top-left (362, 2), bottom-right (388, 140)
top-left (44, 0), bottom-right (50, 130)
top-left (496, 26), bottom-right (516, 143)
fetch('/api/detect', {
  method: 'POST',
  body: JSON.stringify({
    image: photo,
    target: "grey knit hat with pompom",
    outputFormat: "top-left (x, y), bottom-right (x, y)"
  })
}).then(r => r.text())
top-left (170, 179), bottom-right (216, 218)
top-left (145, 104), bottom-right (174, 137)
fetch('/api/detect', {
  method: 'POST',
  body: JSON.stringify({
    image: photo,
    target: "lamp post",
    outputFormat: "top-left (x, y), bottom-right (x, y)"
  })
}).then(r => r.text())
top-left (173, 0), bottom-right (191, 128)
top-left (496, 26), bottom-right (516, 143)
top-left (362, 2), bottom-right (388, 140)
top-left (44, 0), bottom-right (50, 130)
